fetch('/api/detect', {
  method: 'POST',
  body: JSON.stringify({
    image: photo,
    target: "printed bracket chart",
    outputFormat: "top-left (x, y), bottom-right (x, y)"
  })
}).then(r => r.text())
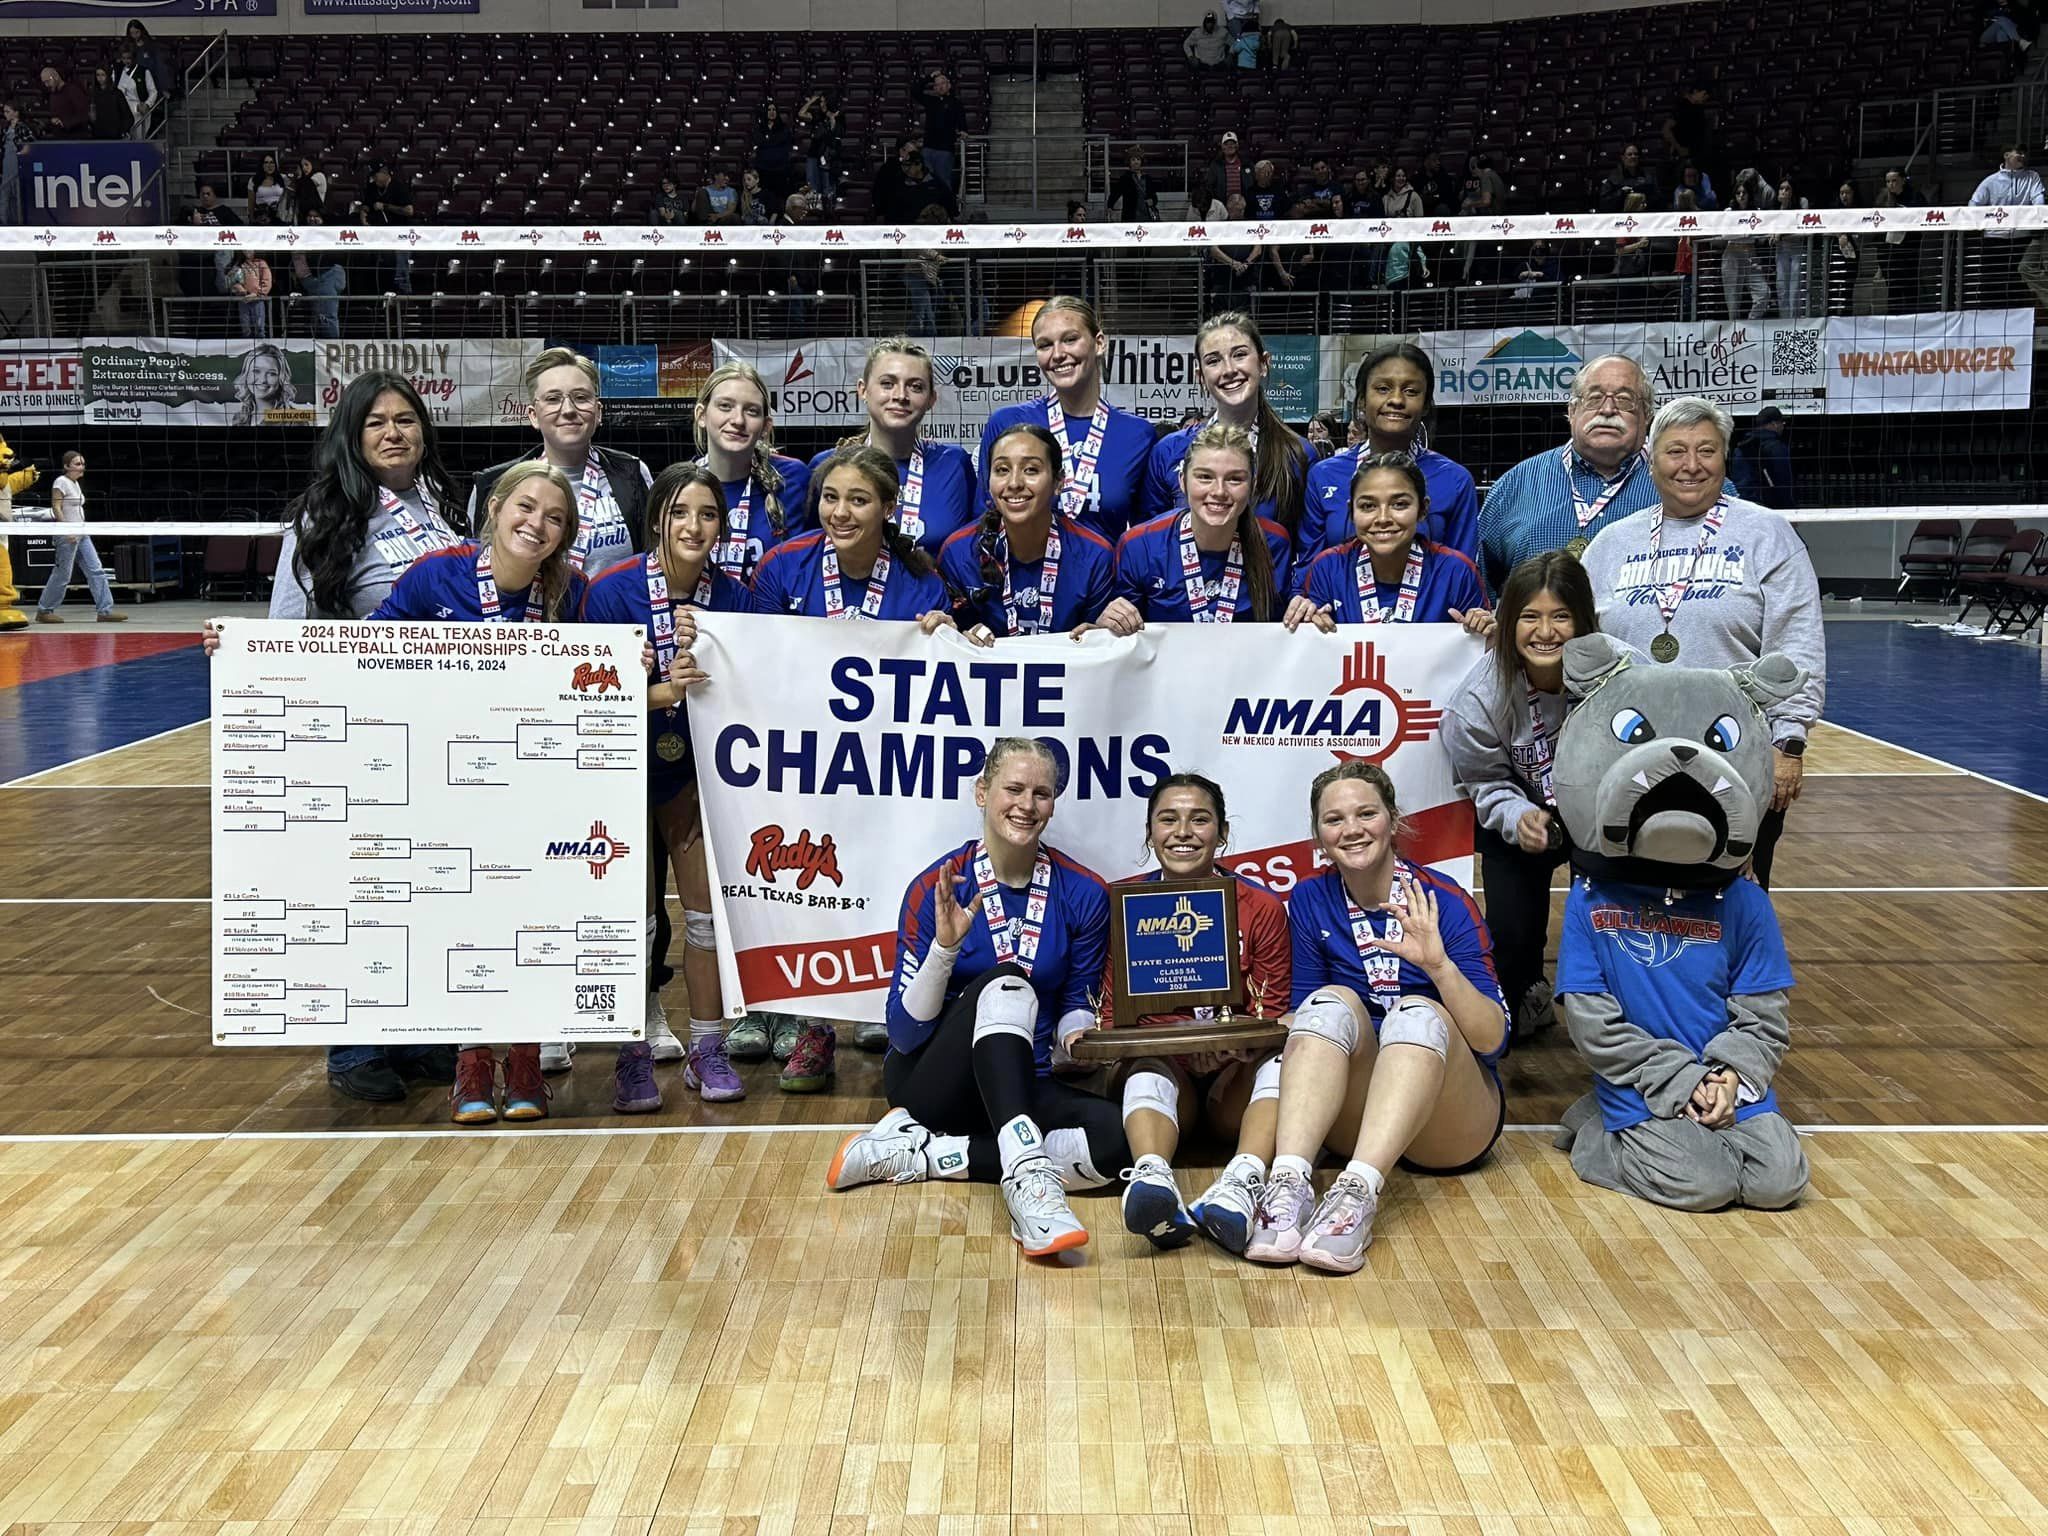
top-left (209, 618), bottom-right (650, 1047)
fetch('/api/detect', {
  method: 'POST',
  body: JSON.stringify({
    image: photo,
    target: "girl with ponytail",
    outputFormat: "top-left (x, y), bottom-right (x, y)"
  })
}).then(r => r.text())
top-left (811, 338), bottom-right (978, 555)
top-left (692, 360), bottom-right (811, 583)
top-left (937, 422), bottom-right (1115, 640)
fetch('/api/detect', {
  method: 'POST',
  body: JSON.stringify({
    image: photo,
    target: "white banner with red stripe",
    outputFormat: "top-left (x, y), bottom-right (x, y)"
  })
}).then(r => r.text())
top-left (687, 614), bottom-right (1481, 1021)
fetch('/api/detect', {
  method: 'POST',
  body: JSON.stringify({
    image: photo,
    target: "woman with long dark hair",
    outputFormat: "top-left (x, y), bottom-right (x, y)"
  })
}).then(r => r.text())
top-left (938, 422), bottom-right (1115, 639)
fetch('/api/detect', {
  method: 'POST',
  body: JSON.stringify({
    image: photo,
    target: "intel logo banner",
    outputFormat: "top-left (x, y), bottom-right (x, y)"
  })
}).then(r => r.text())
top-left (27, 142), bottom-right (165, 226)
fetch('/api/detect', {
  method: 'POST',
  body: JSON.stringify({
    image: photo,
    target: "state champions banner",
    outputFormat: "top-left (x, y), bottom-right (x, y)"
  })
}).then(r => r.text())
top-left (686, 615), bottom-right (1483, 1021)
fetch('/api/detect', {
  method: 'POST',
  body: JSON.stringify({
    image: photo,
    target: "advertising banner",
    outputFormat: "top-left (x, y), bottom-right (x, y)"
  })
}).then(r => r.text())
top-left (24, 141), bottom-right (164, 227)
top-left (592, 341), bottom-right (713, 427)
top-left (1823, 309), bottom-right (2034, 414)
top-left (0, 349), bottom-right (83, 422)
top-left (315, 338), bottom-right (540, 429)
top-left (82, 338), bottom-right (318, 427)
top-left (0, 0), bottom-right (272, 15)
top-left (687, 616), bottom-right (1481, 1021)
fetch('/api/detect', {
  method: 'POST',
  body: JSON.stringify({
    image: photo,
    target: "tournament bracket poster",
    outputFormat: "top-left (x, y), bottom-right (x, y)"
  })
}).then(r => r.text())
top-left (686, 616), bottom-right (1482, 1021)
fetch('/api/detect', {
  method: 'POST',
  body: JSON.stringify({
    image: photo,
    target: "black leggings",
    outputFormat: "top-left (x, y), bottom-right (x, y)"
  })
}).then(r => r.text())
top-left (1477, 825), bottom-right (1568, 1017)
top-left (883, 964), bottom-right (1128, 1184)
top-left (1752, 805), bottom-right (1787, 891)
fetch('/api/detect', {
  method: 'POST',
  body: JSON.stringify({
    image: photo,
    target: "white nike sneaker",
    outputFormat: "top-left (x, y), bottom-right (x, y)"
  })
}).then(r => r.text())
top-left (1003, 1154), bottom-right (1089, 1257)
top-left (1189, 1165), bottom-right (1262, 1254)
top-left (539, 1041), bottom-right (575, 1074)
top-left (1121, 1154), bottom-right (1197, 1249)
top-left (826, 1107), bottom-right (932, 1190)
top-left (1299, 1171), bottom-right (1378, 1274)
top-left (1244, 1166), bottom-right (1317, 1264)
top-left (645, 991), bottom-right (684, 1063)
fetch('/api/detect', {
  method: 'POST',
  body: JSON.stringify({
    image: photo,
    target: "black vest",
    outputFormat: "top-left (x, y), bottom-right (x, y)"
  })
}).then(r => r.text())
top-left (468, 445), bottom-right (652, 554)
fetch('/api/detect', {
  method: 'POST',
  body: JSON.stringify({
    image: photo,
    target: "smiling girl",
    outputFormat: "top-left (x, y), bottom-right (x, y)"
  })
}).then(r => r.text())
top-left (811, 339), bottom-right (977, 555)
top-left (692, 361), bottom-right (810, 583)
top-left (1285, 452), bottom-right (1487, 630)
top-left (940, 422), bottom-right (1115, 639)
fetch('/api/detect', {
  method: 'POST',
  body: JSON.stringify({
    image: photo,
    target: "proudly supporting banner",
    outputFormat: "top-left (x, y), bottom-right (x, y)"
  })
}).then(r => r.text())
top-left (1824, 309), bottom-right (2034, 414)
top-left (687, 616), bottom-right (1481, 1021)
top-left (315, 339), bottom-right (541, 428)
top-left (82, 338), bottom-right (318, 426)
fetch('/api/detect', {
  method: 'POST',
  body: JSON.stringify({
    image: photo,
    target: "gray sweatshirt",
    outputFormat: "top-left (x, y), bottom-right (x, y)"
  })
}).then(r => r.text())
top-left (1440, 652), bottom-right (1569, 840)
top-left (1579, 495), bottom-right (1826, 744)
top-left (268, 483), bottom-right (458, 620)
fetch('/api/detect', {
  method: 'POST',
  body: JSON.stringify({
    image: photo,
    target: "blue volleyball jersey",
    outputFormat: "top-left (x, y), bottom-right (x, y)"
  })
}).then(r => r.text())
top-left (369, 543), bottom-right (587, 623)
top-left (977, 396), bottom-right (1154, 544)
top-left (751, 530), bottom-right (952, 620)
top-left (1301, 445), bottom-right (1481, 566)
top-left (1141, 421), bottom-right (1321, 532)
top-left (1287, 863), bottom-right (1509, 1069)
top-left (937, 517), bottom-right (1117, 635)
top-left (1556, 876), bottom-right (1795, 1133)
top-left (710, 453), bottom-right (811, 584)
top-left (887, 838), bottom-right (1110, 1070)
top-left (580, 554), bottom-right (756, 803)
top-left (1298, 539), bottom-right (1487, 624)
top-left (1111, 512), bottom-right (1294, 623)
top-left (805, 440), bottom-right (977, 556)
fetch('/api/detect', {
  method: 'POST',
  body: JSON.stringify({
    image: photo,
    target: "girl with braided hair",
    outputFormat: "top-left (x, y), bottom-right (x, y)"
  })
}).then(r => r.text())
top-left (691, 361), bottom-right (810, 584)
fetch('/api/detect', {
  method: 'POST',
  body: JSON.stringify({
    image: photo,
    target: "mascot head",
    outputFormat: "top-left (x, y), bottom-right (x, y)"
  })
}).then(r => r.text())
top-left (1555, 634), bottom-right (1806, 889)
top-left (0, 432), bottom-right (16, 470)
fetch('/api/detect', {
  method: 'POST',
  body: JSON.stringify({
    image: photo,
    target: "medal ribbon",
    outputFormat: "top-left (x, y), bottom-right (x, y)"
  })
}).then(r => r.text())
top-left (973, 842), bottom-right (1053, 976)
top-left (697, 458), bottom-right (756, 577)
top-left (474, 544), bottom-right (539, 623)
top-left (1001, 526), bottom-right (1061, 636)
top-left (1563, 446), bottom-right (1645, 534)
top-left (1648, 498), bottom-right (1728, 634)
top-left (1357, 539), bottom-right (1426, 623)
top-left (1525, 687), bottom-right (1557, 806)
top-left (566, 454), bottom-right (615, 574)
top-left (644, 552), bottom-right (713, 679)
top-left (821, 541), bottom-right (892, 620)
top-left (1046, 397), bottom-right (1109, 519)
top-left (897, 440), bottom-right (929, 541)
top-left (1344, 861), bottom-right (1414, 1015)
top-left (372, 483), bottom-right (457, 572)
top-left (1178, 512), bottom-right (1243, 625)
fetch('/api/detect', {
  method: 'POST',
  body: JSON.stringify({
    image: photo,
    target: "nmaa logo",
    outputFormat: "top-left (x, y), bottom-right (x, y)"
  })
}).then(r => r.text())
top-left (1062, 226), bottom-right (1088, 241)
top-left (824, 229), bottom-right (846, 243)
top-left (581, 229), bottom-right (604, 244)
top-left (546, 819), bottom-right (629, 880)
top-left (1924, 209), bottom-right (1948, 224)
top-left (338, 229), bottom-right (360, 243)
top-left (1218, 641), bottom-right (1443, 764)
top-left (95, 230), bottom-right (117, 245)
top-left (702, 228), bottom-right (724, 243)
top-left (1134, 894), bottom-right (1217, 954)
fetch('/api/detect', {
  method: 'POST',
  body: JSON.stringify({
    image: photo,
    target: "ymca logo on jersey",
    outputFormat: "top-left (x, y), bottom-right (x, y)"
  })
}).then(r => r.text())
top-left (547, 819), bottom-right (630, 880)
top-left (1217, 641), bottom-right (1444, 764)
top-left (1590, 904), bottom-right (1723, 968)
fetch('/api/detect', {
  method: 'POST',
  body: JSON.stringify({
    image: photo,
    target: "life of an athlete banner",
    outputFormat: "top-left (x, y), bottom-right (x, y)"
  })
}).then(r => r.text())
top-left (685, 615), bottom-right (1482, 1021)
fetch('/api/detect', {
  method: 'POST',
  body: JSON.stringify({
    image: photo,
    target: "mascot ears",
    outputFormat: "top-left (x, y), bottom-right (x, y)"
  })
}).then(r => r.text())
top-left (1732, 652), bottom-right (1806, 710)
top-left (1563, 633), bottom-right (1633, 701)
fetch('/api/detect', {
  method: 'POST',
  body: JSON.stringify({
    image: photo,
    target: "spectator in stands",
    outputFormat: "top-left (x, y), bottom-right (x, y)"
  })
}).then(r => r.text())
top-left (1873, 166), bottom-right (1925, 313)
top-left (652, 172), bottom-right (685, 227)
top-left (1356, 158), bottom-right (1393, 211)
top-left (87, 66), bottom-right (130, 140)
top-left (1772, 176), bottom-right (1812, 316)
top-left (1231, 27), bottom-right (1261, 68)
top-left (1245, 159), bottom-right (1286, 218)
top-left (1384, 234), bottom-right (1428, 292)
top-left (223, 248), bottom-right (273, 339)
top-left (290, 156), bottom-right (328, 223)
top-left (739, 168), bottom-right (771, 225)
top-left (1731, 406), bottom-right (1793, 509)
top-left (1207, 194), bottom-right (1263, 303)
top-left (246, 154), bottom-right (286, 222)
top-left (1202, 131), bottom-right (1250, 210)
top-left (1968, 146), bottom-right (2048, 307)
top-left (1223, 0), bottom-right (1258, 39)
top-left (770, 191), bottom-right (821, 325)
top-left (1673, 161), bottom-right (1717, 210)
top-left (799, 90), bottom-right (840, 208)
top-left (1303, 157), bottom-right (1339, 210)
top-left (1827, 181), bottom-right (1862, 314)
top-left (1108, 148), bottom-right (1161, 223)
top-left (753, 100), bottom-right (798, 201)
top-left (1265, 14), bottom-right (1297, 68)
top-left (1981, 0), bottom-right (2034, 73)
top-left (1614, 191), bottom-right (1652, 277)
top-left (1720, 177), bottom-right (1771, 320)
top-left (1185, 11), bottom-right (1230, 67)
top-left (39, 67), bottom-right (89, 136)
top-left (352, 163), bottom-right (415, 296)
top-left (114, 43), bottom-right (160, 139)
top-left (1512, 240), bottom-right (1559, 297)
top-left (0, 102), bottom-right (30, 224)
top-left (892, 151), bottom-right (956, 223)
top-left (291, 208), bottom-right (346, 339)
top-left (1473, 152), bottom-right (1508, 217)
top-left (194, 181), bottom-right (237, 226)
top-left (1599, 144), bottom-right (1658, 213)
top-left (1663, 83), bottom-right (1717, 185)
top-left (1380, 165), bottom-right (1424, 221)
top-left (872, 137), bottom-right (922, 223)
top-left (1418, 150), bottom-right (1459, 217)
top-left (125, 21), bottom-right (167, 112)
top-left (693, 166), bottom-right (740, 226)
top-left (918, 68), bottom-right (967, 193)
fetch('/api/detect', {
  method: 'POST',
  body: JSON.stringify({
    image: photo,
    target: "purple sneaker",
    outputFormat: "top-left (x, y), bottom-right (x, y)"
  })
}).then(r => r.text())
top-left (612, 1041), bottom-right (662, 1114)
top-left (684, 1034), bottom-right (747, 1102)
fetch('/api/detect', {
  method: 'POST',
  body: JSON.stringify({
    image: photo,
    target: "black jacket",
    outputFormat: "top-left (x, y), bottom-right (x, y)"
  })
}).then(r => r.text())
top-left (467, 445), bottom-right (652, 554)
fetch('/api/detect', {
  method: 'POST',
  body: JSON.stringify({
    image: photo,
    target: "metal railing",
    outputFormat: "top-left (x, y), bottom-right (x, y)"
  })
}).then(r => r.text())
top-left (1086, 139), bottom-right (1195, 217)
top-left (1857, 83), bottom-right (2048, 173)
top-left (33, 258), bottom-right (158, 339)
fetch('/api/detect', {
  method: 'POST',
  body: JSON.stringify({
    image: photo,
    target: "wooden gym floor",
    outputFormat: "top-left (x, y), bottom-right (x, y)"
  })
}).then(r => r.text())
top-left (4, 718), bottom-right (2048, 1533)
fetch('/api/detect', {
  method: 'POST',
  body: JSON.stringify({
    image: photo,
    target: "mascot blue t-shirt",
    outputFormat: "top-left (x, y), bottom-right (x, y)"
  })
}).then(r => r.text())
top-left (1557, 877), bottom-right (1794, 1132)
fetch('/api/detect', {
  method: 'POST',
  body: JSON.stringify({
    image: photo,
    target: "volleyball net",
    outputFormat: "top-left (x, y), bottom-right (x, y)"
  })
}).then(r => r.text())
top-left (1, 207), bottom-right (2043, 604)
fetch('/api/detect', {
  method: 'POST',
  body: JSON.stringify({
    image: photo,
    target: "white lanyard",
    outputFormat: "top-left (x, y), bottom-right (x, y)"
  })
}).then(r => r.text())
top-left (1356, 540), bottom-right (1425, 623)
top-left (644, 552), bottom-right (712, 677)
top-left (1648, 499), bottom-right (1729, 630)
top-left (1178, 513), bottom-right (1243, 625)
top-left (474, 544), bottom-right (538, 623)
top-left (698, 458), bottom-right (757, 577)
top-left (1344, 862), bottom-right (1413, 1014)
top-left (372, 483), bottom-right (456, 573)
top-left (1001, 525), bottom-right (1061, 635)
top-left (1046, 396), bottom-right (1109, 519)
top-left (821, 541), bottom-right (891, 620)
top-left (1563, 446), bottom-right (1645, 534)
top-left (973, 842), bottom-right (1052, 976)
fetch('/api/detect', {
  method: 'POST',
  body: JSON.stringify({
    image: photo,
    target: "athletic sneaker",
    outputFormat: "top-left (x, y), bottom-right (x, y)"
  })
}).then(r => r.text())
top-left (612, 1041), bottom-right (662, 1114)
top-left (539, 1041), bottom-right (575, 1074)
top-left (329, 1057), bottom-right (407, 1104)
top-left (1245, 1166), bottom-right (1318, 1264)
top-left (854, 1019), bottom-right (890, 1053)
top-left (1120, 1154), bottom-right (1197, 1250)
top-left (1003, 1154), bottom-right (1089, 1257)
top-left (502, 1045), bottom-right (550, 1121)
top-left (1189, 1166), bottom-right (1262, 1254)
top-left (646, 991), bottom-right (684, 1063)
top-left (450, 1047), bottom-right (498, 1125)
top-left (779, 1024), bottom-right (836, 1092)
top-left (726, 1014), bottom-right (772, 1062)
top-left (683, 1035), bottom-right (746, 1102)
top-left (827, 1106), bottom-right (932, 1190)
top-left (1299, 1172), bottom-right (1378, 1274)
top-left (770, 1016), bottom-right (803, 1063)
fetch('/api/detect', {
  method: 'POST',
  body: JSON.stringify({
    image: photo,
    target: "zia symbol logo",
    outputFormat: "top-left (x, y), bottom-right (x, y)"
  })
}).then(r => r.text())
top-left (1167, 895), bottom-right (1216, 954)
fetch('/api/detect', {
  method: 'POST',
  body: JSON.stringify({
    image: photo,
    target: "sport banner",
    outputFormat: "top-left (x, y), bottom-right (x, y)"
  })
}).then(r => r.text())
top-left (1823, 308), bottom-right (2034, 414)
top-left (687, 615), bottom-right (1482, 1021)
top-left (0, 348), bottom-right (82, 422)
top-left (315, 339), bottom-right (541, 428)
top-left (81, 338), bottom-right (318, 427)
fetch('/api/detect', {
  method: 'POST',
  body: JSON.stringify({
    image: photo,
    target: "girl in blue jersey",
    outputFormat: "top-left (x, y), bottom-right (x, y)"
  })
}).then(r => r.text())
top-left (1142, 311), bottom-right (1315, 543)
top-left (752, 445), bottom-right (958, 626)
top-left (692, 361), bottom-right (810, 584)
top-left (1092, 423), bottom-right (1292, 633)
top-left (1301, 343), bottom-right (1480, 564)
top-left (1284, 452), bottom-right (1489, 631)
top-left (368, 462), bottom-right (591, 1126)
top-left (976, 295), bottom-right (1153, 543)
top-left (581, 463), bottom-right (759, 1113)
top-left (826, 738), bottom-right (1124, 1259)
top-left (808, 339), bottom-right (976, 556)
top-left (1245, 761), bottom-right (1511, 1272)
top-left (940, 423), bottom-right (1115, 640)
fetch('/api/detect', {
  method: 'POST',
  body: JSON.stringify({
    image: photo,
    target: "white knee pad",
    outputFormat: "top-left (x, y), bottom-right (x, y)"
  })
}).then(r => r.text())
top-left (1378, 998), bottom-right (1451, 1060)
top-left (1122, 1068), bottom-right (1179, 1128)
top-left (1290, 988), bottom-right (1360, 1053)
top-left (682, 908), bottom-right (717, 952)
top-left (972, 975), bottom-right (1038, 1044)
top-left (1044, 1127), bottom-right (1110, 1190)
top-left (1249, 1054), bottom-right (1283, 1105)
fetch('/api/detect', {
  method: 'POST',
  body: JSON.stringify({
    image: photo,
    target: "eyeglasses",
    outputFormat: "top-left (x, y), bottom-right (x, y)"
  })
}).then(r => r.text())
top-left (1575, 389), bottom-right (1644, 414)
top-left (536, 390), bottom-right (597, 413)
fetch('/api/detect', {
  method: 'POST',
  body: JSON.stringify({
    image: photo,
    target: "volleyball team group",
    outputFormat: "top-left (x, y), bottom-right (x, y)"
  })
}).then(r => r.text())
top-left (224, 293), bottom-right (1826, 1268)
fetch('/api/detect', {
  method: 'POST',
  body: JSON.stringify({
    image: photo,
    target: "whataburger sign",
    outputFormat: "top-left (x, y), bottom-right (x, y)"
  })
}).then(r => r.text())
top-left (1824, 311), bottom-right (2033, 412)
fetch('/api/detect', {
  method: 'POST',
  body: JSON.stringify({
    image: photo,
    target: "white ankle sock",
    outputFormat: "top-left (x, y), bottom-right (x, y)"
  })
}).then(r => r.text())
top-left (997, 1114), bottom-right (1047, 1178)
top-left (1344, 1158), bottom-right (1387, 1197)
top-left (1272, 1153), bottom-right (1314, 1183)
top-left (1225, 1152), bottom-right (1268, 1183)
top-left (1131, 1151), bottom-right (1173, 1176)
top-left (689, 1017), bottom-right (722, 1044)
top-left (925, 1133), bottom-right (971, 1180)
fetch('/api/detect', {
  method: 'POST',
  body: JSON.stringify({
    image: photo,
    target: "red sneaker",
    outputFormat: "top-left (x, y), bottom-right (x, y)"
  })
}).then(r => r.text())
top-left (450, 1048), bottom-right (498, 1125)
top-left (502, 1044), bottom-right (550, 1121)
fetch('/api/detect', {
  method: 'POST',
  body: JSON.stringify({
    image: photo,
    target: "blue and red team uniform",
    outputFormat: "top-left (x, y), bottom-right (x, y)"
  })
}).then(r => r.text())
top-left (1140, 422), bottom-right (1322, 532)
top-left (579, 555), bottom-right (756, 802)
top-left (751, 530), bottom-right (952, 620)
top-left (1300, 445), bottom-right (1481, 567)
top-left (937, 518), bottom-right (1117, 635)
top-left (888, 840), bottom-right (1110, 1072)
top-left (1111, 513), bottom-right (1295, 623)
top-left (369, 543), bottom-right (587, 623)
top-left (1295, 539), bottom-right (1487, 623)
top-left (805, 440), bottom-right (977, 556)
top-left (709, 454), bottom-right (812, 584)
top-left (977, 397), bottom-right (1155, 544)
